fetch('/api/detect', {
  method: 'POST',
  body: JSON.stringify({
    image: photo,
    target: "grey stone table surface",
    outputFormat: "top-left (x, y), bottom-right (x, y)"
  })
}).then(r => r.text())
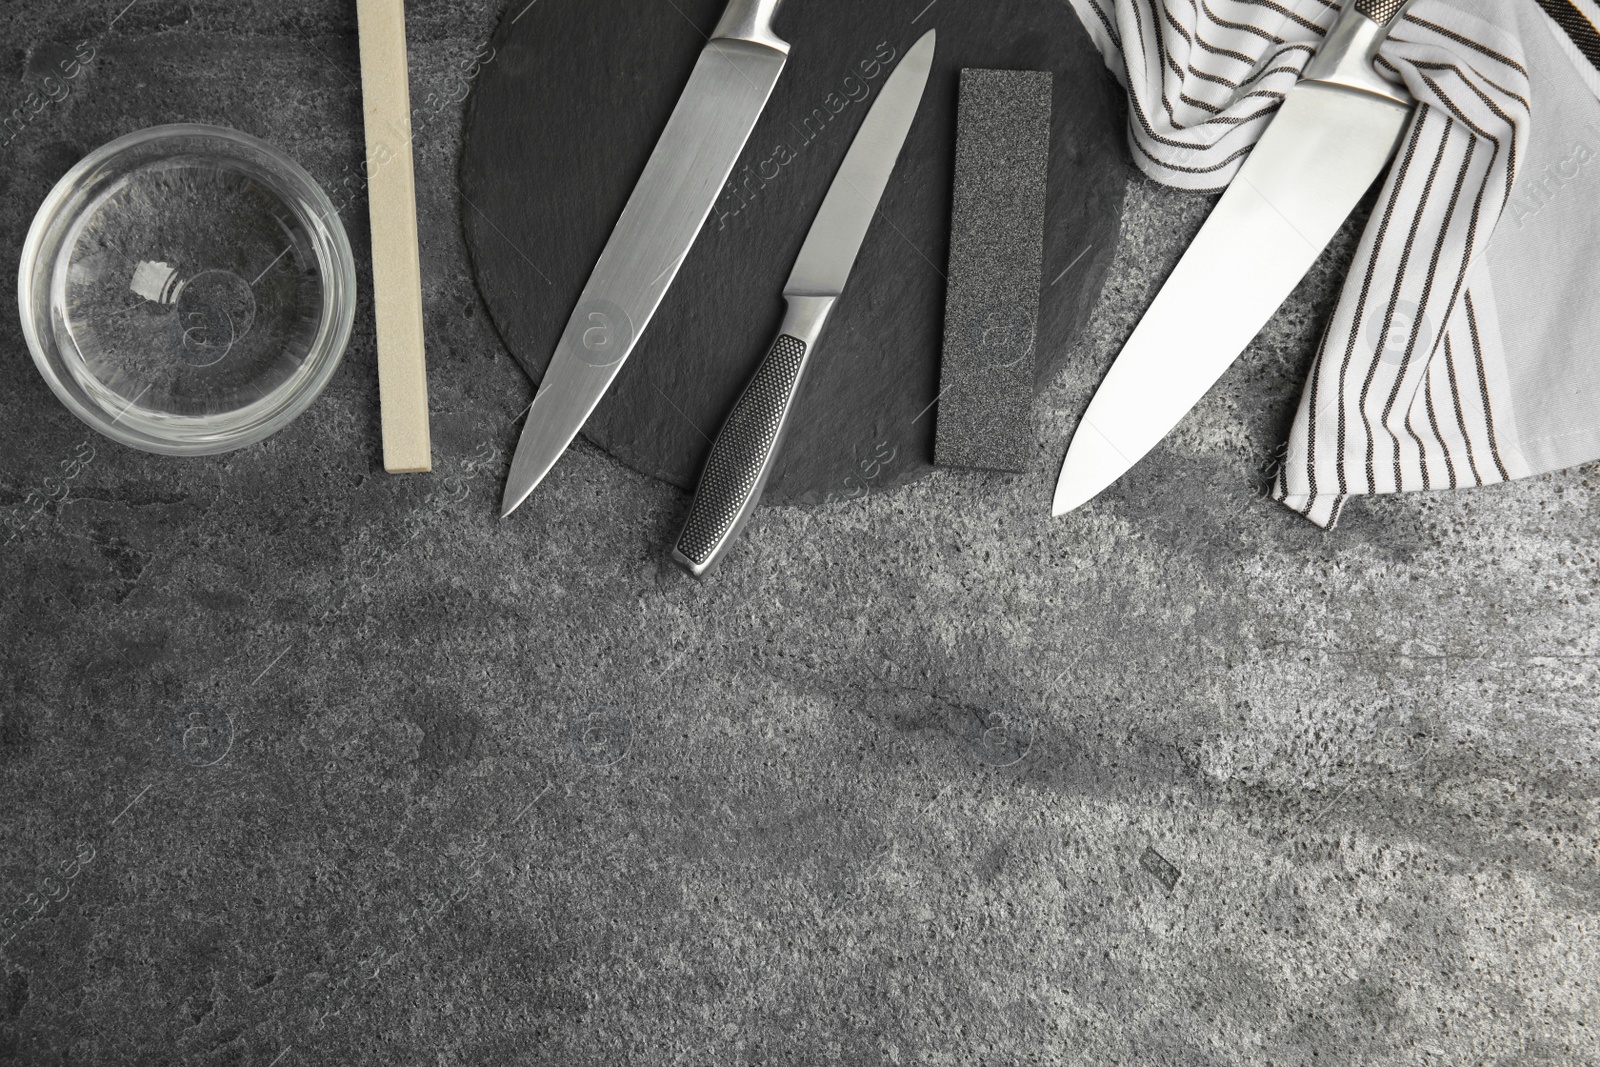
top-left (1, 3), bottom-right (1596, 1066)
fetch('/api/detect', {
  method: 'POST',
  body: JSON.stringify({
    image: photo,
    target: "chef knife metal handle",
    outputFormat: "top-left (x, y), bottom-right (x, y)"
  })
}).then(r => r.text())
top-left (1303, 0), bottom-right (1416, 102)
top-left (673, 294), bottom-right (835, 577)
top-left (713, 0), bottom-right (789, 53)
top-left (1352, 0), bottom-right (1408, 26)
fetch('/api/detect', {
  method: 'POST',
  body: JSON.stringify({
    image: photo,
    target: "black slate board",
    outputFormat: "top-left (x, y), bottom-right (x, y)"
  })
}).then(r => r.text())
top-left (461, 0), bottom-right (1127, 505)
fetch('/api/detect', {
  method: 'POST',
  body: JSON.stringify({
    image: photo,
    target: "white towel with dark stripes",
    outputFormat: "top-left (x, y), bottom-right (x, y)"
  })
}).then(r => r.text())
top-left (1068, 0), bottom-right (1600, 527)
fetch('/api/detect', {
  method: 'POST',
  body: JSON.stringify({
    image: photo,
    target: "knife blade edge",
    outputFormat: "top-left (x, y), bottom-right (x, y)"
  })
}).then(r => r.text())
top-left (784, 31), bottom-right (937, 298)
top-left (1052, 80), bottom-right (1413, 515)
top-left (502, 37), bottom-right (788, 516)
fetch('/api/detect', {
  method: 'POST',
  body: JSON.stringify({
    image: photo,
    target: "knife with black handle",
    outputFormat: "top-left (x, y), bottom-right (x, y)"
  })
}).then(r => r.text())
top-left (672, 29), bottom-right (937, 577)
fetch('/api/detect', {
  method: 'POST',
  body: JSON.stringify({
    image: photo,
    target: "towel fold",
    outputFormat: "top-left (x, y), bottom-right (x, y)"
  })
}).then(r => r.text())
top-left (1067, 0), bottom-right (1600, 526)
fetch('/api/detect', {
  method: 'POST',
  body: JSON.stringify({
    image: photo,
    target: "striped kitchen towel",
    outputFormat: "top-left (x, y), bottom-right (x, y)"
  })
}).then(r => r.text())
top-left (1068, 0), bottom-right (1600, 527)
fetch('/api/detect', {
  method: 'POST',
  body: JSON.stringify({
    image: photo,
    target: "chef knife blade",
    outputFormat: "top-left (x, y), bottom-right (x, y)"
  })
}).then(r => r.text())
top-left (501, 0), bottom-right (790, 518)
top-left (671, 28), bottom-right (937, 576)
top-left (1052, 0), bottom-right (1417, 516)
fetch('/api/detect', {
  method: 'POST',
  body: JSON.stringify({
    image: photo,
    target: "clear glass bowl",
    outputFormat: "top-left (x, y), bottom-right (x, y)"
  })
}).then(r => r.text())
top-left (18, 124), bottom-right (356, 455)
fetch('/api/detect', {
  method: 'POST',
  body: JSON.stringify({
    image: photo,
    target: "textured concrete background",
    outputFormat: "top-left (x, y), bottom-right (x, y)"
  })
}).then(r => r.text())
top-left (2, 2), bottom-right (1597, 1066)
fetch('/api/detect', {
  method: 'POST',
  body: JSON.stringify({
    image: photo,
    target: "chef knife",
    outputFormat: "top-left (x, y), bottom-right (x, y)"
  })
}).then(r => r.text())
top-left (1052, 0), bottom-right (1417, 516)
top-left (501, 0), bottom-right (790, 518)
top-left (672, 28), bottom-right (937, 576)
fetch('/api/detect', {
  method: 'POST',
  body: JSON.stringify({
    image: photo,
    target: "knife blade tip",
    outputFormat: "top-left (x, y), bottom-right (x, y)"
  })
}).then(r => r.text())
top-left (501, 426), bottom-right (562, 519)
top-left (1051, 478), bottom-right (1105, 516)
top-left (1050, 490), bottom-right (1088, 517)
top-left (500, 483), bottom-right (532, 519)
top-left (1053, 419), bottom-right (1132, 516)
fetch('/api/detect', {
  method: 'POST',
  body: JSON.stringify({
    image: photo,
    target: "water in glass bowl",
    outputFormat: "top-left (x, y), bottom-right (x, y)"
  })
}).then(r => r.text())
top-left (59, 156), bottom-right (328, 421)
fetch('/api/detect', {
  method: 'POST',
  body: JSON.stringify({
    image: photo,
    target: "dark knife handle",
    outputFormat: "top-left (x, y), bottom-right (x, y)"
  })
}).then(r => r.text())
top-left (1352, 0), bottom-right (1409, 27)
top-left (673, 295), bottom-right (835, 577)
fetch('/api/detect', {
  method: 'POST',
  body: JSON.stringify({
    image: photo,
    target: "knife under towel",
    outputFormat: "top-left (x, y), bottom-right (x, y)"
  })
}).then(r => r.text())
top-left (501, 0), bottom-right (790, 518)
top-left (1052, 0), bottom-right (1418, 516)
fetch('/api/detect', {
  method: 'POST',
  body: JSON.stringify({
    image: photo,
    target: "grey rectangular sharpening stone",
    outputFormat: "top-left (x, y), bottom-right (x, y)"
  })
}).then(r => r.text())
top-left (934, 69), bottom-right (1052, 473)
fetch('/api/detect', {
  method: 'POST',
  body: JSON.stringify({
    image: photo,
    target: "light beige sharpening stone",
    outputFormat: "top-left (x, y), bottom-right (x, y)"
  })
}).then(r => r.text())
top-left (356, 0), bottom-right (432, 474)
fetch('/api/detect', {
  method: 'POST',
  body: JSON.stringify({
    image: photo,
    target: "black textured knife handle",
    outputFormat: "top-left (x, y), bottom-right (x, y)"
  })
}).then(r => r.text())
top-left (1353, 0), bottom-right (1408, 26)
top-left (674, 331), bottom-right (814, 576)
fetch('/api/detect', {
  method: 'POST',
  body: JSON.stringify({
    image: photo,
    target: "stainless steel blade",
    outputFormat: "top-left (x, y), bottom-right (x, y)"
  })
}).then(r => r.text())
top-left (671, 30), bottom-right (936, 576)
top-left (502, 25), bottom-right (788, 517)
top-left (1052, 79), bottom-right (1413, 515)
top-left (784, 29), bottom-right (936, 298)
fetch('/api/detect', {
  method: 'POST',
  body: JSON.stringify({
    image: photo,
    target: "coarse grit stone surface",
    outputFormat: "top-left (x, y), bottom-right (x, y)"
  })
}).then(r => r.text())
top-left (0, 2), bottom-right (1596, 1066)
top-left (934, 68), bottom-right (1052, 474)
